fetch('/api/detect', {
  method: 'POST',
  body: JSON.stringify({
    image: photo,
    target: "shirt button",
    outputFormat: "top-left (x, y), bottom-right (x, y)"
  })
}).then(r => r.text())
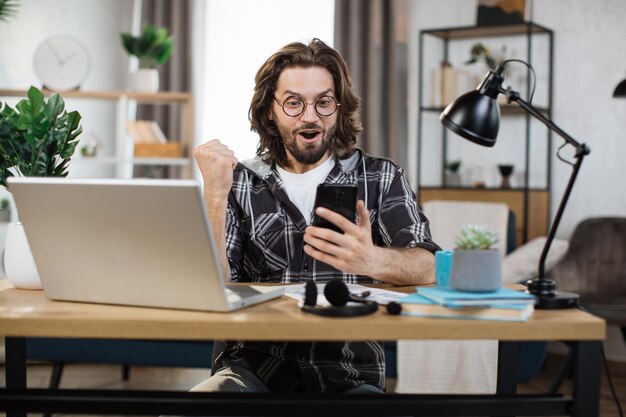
top-left (303, 264), bottom-right (309, 272)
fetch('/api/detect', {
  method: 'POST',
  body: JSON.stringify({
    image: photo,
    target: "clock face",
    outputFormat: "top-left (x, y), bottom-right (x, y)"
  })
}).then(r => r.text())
top-left (33, 34), bottom-right (91, 92)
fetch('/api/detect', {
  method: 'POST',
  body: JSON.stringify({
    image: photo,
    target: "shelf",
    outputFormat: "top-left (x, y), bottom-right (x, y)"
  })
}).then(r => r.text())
top-left (421, 104), bottom-right (549, 114)
top-left (0, 89), bottom-right (192, 103)
top-left (417, 22), bottom-right (553, 245)
top-left (1, 88), bottom-right (194, 180)
top-left (73, 157), bottom-right (191, 166)
top-left (420, 186), bottom-right (549, 192)
top-left (133, 157), bottom-right (191, 166)
top-left (73, 157), bottom-right (125, 165)
top-left (422, 22), bottom-right (552, 40)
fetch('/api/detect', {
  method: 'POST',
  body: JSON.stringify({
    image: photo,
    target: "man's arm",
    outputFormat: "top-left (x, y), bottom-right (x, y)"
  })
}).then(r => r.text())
top-left (365, 245), bottom-right (435, 286)
top-left (303, 201), bottom-right (435, 286)
top-left (193, 139), bottom-right (237, 281)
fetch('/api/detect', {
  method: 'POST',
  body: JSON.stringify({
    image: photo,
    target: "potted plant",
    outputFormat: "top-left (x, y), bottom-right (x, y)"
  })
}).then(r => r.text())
top-left (465, 43), bottom-right (507, 72)
top-left (0, 0), bottom-right (18, 23)
top-left (444, 160), bottom-right (462, 187)
top-left (0, 86), bottom-right (82, 289)
top-left (121, 23), bottom-right (173, 92)
top-left (0, 198), bottom-right (10, 222)
top-left (449, 224), bottom-right (502, 292)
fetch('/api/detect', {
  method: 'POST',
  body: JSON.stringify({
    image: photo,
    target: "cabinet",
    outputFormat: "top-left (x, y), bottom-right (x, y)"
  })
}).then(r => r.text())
top-left (416, 23), bottom-right (553, 247)
top-left (0, 89), bottom-right (194, 179)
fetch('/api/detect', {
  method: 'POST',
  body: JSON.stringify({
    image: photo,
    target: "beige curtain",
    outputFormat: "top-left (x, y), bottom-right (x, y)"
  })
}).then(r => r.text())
top-left (334, 0), bottom-right (410, 169)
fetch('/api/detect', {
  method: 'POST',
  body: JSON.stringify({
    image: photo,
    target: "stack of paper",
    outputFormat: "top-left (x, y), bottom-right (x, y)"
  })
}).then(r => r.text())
top-left (398, 287), bottom-right (537, 322)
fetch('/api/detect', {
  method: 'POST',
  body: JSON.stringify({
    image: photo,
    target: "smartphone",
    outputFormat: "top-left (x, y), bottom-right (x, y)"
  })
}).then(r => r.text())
top-left (312, 184), bottom-right (358, 233)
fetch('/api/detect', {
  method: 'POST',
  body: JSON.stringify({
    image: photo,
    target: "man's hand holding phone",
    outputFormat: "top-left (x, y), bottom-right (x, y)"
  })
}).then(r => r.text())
top-left (305, 184), bottom-right (382, 276)
top-left (311, 184), bottom-right (358, 233)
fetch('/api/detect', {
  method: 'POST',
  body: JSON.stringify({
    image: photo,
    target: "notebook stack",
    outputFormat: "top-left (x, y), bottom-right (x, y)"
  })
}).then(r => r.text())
top-left (397, 287), bottom-right (538, 322)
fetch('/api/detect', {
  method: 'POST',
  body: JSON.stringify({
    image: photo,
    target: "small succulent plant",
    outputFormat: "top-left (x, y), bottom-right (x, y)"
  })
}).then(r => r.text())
top-left (465, 43), bottom-right (508, 74)
top-left (445, 160), bottom-right (462, 173)
top-left (455, 224), bottom-right (499, 250)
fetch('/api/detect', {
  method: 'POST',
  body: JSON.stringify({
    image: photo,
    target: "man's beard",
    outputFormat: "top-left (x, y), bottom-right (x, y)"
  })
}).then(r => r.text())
top-left (277, 121), bottom-right (337, 166)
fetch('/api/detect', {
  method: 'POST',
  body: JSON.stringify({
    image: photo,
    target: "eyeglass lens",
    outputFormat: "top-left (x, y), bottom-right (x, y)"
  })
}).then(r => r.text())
top-left (281, 95), bottom-right (338, 117)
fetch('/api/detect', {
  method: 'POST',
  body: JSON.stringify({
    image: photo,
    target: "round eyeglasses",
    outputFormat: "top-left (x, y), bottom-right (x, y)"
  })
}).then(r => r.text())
top-left (274, 95), bottom-right (340, 117)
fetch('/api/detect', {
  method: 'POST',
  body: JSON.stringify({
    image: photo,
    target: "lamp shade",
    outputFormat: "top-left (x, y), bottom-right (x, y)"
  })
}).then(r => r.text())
top-left (613, 77), bottom-right (626, 98)
top-left (439, 89), bottom-right (500, 147)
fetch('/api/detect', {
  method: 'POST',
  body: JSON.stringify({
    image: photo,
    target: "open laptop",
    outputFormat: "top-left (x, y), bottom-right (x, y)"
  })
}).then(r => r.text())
top-left (8, 177), bottom-right (284, 312)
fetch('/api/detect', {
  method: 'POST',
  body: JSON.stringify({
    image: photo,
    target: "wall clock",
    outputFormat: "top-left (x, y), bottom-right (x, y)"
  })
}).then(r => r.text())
top-left (33, 34), bottom-right (91, 92)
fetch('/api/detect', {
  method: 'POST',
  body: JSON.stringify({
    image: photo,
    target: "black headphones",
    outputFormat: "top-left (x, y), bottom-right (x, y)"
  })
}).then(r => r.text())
top-left (300, 280), bottom-right (378, 317)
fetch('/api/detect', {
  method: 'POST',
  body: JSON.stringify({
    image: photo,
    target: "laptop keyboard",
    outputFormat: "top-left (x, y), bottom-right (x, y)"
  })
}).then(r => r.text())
top-left (225, 285), bottom-right (263, 296)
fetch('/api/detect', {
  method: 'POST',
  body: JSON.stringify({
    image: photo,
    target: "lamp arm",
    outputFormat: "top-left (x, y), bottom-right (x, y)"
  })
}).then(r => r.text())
top-left (505, 90), bottom-right (591, 281)
top-left (507, 91), bottom-right (588, 154)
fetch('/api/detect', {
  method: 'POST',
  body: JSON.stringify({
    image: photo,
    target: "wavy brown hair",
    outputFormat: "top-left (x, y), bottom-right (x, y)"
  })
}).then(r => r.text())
top-left (249, 39), bottom-right (362, 166)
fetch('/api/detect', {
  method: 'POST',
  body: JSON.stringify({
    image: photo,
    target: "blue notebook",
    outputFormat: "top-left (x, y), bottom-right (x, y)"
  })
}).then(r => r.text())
top-left (398, 292), bottom-right (534, 322)
top-left (417, 287), bottom-right (538, 308)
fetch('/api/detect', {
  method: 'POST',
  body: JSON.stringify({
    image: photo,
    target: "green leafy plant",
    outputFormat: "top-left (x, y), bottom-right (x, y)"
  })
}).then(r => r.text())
top-left (0, 198), bottom-right (9, 210)
top-left (0, 86), bottom-right (82, 189)
top-left (445, 160), bottom-right (462, 173)
top-left (465, 43), bottom-right (507, 71)
top-left (455, 224), bottom-right (499, 250)
top-left (0, 0), bottom-right (18, 23)
top-left (120, 23), bottom-right (173, 69)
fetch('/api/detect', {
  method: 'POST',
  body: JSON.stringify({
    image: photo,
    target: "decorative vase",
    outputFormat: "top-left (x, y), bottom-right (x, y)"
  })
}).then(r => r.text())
top-left (0, 209), bottom-right (10, 223)
top-left (445, 172), bottom-right (461, 187)
top-left (4, 222), bottom-right (42, 290)
top-left (498, 164), bottom-right (514, 189)
top-left (128, 68), bottom-right (159, 92)
top-left (449, 249), bottom-right (502, 292)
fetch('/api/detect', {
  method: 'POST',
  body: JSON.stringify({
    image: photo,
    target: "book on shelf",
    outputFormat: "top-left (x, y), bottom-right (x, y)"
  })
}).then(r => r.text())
top-left (147, 121), bottom-right (167, 143)
top-left (417, 287), bottom-right (537, 308)
top-left (398, 292), bottom-right (534, 322)
top-left (126, 120), bottom-right (167, 144)
top-left (126, 121), bottom-right (147, 144)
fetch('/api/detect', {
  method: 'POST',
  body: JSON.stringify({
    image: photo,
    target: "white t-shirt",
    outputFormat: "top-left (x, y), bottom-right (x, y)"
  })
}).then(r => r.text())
top-left (276, 156), bottom-right (335, 223)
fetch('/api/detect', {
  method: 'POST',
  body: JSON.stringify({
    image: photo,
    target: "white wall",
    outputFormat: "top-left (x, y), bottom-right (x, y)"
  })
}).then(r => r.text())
top-left (409, 0), bottom-right (626, 362)
top-left (201, 0), bottom-right (335, 162)
top-left (0, 0), bottom-right (135, 182)
top-left (2, 0), bottom-right (624, 237)
top-left (409, 0), bottom-right (626, 242)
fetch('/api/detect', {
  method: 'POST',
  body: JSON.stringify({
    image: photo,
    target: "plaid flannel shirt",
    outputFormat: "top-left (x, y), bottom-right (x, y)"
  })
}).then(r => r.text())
top-left (219, 148), bottom-right (440, 393)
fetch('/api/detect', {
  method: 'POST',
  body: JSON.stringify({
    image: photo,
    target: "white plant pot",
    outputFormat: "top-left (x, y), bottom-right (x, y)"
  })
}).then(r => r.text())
top-left (449, 249), bottom-right (502, 292)
top-left (4, 222), bottom-right (42, 290)
top-left (128, 68), bottom-right (159, 93)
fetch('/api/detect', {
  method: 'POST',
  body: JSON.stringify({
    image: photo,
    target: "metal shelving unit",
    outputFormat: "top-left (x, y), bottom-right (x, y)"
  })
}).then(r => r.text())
top-left (416, 22), bottom-right (554, 246)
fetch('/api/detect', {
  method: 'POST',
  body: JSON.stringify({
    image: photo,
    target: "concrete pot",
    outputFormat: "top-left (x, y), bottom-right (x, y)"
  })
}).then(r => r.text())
top-left (0, 209), bottom-right (10, 223)
top-left (450, 249), bottom-right (502, 292)
top-left (128, 68), bottom-right (159, 92)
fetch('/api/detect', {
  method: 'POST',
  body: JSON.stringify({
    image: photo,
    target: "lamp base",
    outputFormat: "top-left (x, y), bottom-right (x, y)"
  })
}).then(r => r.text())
top-left (525, 278), bottom-right (580, 310)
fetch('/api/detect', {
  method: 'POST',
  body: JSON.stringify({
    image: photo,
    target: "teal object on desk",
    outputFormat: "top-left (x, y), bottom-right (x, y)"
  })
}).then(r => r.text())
top-left (435, 250), bottom-right (453, 288)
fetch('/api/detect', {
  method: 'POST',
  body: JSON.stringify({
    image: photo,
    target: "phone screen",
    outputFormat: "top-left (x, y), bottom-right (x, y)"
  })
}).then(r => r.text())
top-left (312, 184), bottom-right (358, 233)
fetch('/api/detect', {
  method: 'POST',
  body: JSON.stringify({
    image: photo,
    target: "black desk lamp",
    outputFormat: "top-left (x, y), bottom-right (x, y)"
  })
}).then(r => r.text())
top-left (439, 59), bottom-right (590, 309)
top-left (614, 75), bottom-right (626, 98)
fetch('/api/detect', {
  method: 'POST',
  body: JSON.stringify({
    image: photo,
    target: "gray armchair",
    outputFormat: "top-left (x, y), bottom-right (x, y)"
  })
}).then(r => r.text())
top-left (542, 217), bottom-right (626, 392)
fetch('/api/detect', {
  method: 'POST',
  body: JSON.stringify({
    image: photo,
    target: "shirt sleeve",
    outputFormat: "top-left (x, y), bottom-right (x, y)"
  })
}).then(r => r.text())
top-left (377, 166), bottom-right (441, 254)
top-left (225, 201), bottom-right (243, 282)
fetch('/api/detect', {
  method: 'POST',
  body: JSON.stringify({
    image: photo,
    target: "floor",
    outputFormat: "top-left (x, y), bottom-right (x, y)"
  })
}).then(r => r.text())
top-left (0, 353), bottom-right (624, 417)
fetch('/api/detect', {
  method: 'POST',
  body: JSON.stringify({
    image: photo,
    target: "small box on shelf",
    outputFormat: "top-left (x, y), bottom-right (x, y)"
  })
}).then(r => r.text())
top-left (134, 142), bottom-right (183, 158)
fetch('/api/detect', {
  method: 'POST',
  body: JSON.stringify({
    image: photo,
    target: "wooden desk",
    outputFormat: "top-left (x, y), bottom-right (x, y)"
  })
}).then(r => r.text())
top-left (0, 285), bottom-right (606, 416)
